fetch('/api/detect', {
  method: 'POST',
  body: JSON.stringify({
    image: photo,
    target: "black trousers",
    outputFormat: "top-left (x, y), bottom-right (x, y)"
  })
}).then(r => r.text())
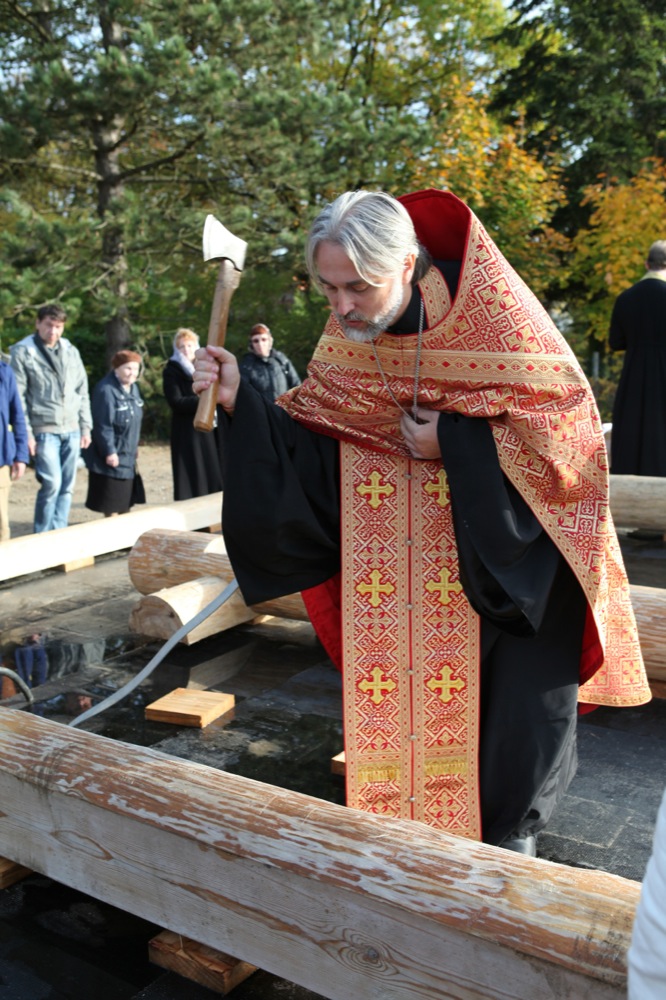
top-left (478, 556), bottom-right (588, 846)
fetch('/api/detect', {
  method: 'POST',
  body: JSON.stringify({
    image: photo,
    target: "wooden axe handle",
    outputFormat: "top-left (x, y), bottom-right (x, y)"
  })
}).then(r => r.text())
top-left (194, 259), bottom-right (242, 432)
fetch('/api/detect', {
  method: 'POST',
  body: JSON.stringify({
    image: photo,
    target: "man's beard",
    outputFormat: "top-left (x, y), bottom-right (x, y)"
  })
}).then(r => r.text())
top-left (336, 275), bottom-right (406, 343)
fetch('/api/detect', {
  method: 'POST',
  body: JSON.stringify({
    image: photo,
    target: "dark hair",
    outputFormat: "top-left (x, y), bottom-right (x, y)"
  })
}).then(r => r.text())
top-left (37, 303), bottom-right (67, 323)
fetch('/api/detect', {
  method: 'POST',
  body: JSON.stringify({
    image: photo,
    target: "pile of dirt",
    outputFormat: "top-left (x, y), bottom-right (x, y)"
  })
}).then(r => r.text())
top-left (8, 442), bottom-right (174, 540)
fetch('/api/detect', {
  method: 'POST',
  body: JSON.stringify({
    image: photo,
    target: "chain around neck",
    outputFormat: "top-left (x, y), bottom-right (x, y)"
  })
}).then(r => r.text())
top-left (371, 297), bottom-right (425, 423)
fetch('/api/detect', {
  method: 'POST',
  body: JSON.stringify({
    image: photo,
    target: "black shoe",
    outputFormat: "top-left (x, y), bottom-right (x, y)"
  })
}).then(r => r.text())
top-left (501, 834), bottom-right (537, 857)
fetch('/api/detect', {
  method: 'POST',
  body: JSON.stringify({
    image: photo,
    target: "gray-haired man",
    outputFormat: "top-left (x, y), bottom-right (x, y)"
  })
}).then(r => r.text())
top-left (194, 188), bottom-right (649, 854)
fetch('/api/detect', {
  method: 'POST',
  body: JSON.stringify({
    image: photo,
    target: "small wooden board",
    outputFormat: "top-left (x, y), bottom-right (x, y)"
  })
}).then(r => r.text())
top-left (145, 688), bottom-right (235, 727)
top-left (149, 929), bottom-right (257, 994)
top-left (57, 556), bottom-right (95, 573)
top-left (0, 857), bottom-right (32, 889)
top-left (331, 750), bottom-right (346, 776)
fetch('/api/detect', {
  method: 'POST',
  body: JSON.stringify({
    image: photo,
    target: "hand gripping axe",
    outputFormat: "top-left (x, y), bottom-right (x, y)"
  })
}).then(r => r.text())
top-left (194, 214), bottom-right (248, 432)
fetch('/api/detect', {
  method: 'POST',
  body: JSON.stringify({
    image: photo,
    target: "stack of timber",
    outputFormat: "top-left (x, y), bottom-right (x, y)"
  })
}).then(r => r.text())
top-left (0, 710), bottom-right (641, 999)
top-left (128, 528), bottom-right (666, 695)
top-left (128, 528), bottom-right (308, 645)
top-left (0, 493), bottom-right (223, 583)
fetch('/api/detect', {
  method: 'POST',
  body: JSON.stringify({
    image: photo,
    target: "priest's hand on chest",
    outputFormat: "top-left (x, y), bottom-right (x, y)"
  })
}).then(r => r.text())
top-left (400, 409), bottom-right (441, 460)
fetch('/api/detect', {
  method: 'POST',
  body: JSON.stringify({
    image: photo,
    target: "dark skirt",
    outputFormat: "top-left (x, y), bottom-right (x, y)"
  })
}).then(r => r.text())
top-left (85, 469), bottom-right (134, 515)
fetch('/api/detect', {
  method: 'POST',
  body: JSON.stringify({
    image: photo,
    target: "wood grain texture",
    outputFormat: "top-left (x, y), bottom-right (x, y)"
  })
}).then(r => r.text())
top-left (0, 496), bottom-right (222, 583)
top-left (0, 710), bottom-right (637, 999)
top-left (149, 930), bottom-right (257, 994)
top-left (609, 474), bottom-right (666, 531)
top-left (145, 688), bottom-right (234, 727)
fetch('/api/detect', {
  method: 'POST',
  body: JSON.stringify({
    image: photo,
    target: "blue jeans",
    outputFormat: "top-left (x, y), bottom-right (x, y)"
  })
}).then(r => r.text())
top-left (33, 431), bottom-right (81, 533)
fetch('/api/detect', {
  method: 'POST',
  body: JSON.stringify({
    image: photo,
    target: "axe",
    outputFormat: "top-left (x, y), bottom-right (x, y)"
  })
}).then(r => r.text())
top-left (194, 214), bottom-right (248, 432)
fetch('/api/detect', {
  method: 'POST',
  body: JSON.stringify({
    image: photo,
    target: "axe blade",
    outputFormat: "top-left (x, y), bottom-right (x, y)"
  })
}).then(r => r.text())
top-left (202, 214), bottom-right (247, 271)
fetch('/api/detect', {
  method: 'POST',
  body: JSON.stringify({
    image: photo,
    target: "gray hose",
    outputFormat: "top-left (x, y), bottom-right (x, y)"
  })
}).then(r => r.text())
top-left (0, 666), bottom-right (35, 706)
top-left (69, 577), bottom-right (240, 728)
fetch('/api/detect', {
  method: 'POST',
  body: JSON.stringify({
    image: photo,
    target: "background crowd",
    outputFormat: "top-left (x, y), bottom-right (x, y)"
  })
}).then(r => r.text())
top-left (1, 304), bottom-right (301, 539)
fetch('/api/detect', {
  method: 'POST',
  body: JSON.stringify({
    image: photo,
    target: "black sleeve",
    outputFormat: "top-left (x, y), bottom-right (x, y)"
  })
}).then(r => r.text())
top-left (437, 412), bottom-right (561, 637)
top-left (219, 380), bottom-right (341, 604)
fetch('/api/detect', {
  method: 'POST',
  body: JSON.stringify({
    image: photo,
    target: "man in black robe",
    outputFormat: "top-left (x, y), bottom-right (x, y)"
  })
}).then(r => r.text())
top-left (610, 239), bottom-right (666, 475)
top-left (193, 189), bottom-right (648, 855)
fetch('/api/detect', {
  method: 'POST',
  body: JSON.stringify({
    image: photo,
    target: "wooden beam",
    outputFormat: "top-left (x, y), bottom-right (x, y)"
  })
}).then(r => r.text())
top-left (0, 494), bottom-right (223, 583)
top-left (129, 575), bottom-right (308, 645)
top-left (128, 528), bottom-right (229, 594)
top-left (0, 710), bottom-right (637, 999)
top-left (610, 474), bottom-right (666, 531)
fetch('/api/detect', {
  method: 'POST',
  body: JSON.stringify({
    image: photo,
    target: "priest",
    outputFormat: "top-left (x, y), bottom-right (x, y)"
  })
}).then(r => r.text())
top-left (193, 188), bottom-right (650, 856)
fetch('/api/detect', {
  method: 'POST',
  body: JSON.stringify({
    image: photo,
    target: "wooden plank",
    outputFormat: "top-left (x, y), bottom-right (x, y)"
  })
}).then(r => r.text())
top-left (0, 494), bottom-right (223, 583)
top-left (57, 556), bottom-right (96, 572)
top-left (149, 930), bottom-right (257, 994)
top-left (0, 856), bottom-right (32, 889)
top-left (0, 710), bottom-right (636, 999)
top-left (145, 688), bottom-right (235, 727)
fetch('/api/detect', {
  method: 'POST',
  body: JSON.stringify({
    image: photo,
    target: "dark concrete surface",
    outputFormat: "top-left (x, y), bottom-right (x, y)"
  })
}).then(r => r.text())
top-left (0, 530), bottom-right (664, 998)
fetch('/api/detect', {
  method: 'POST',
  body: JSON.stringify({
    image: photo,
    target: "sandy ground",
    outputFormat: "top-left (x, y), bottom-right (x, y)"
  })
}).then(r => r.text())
top-left (7, 441), bottom-right (174, 539)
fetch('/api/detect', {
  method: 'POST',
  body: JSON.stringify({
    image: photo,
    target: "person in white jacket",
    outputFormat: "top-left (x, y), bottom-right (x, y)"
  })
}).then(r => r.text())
top-left (628, 787), bottom-right (666, 998)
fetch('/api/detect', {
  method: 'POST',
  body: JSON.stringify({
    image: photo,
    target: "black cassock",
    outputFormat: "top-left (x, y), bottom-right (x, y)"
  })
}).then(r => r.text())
top-left (219, 379), bottom-right (587, 846)
top-left (610, 275), bottom-right (666, 475)
top-left (163, 359), bottom-right (223, 500)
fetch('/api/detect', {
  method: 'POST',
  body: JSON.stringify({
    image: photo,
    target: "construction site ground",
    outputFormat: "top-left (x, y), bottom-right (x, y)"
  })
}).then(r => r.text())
top-left (1, 452), bottom-right (665, 998)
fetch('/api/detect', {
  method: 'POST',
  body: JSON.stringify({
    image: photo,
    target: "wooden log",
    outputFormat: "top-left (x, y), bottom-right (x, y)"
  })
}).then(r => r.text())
top-left (0, 494), bottom-right (223, 583)
top-left (609, 474), bottom-right (666, 531)
top-left (0, 710), bottom-right (638, 999)
top-left (129, 528), bottom-right (230, 594)
top-left (129, 576), bottom-right (309, 645)
top-left (631, 584), bottom-right (666, 683)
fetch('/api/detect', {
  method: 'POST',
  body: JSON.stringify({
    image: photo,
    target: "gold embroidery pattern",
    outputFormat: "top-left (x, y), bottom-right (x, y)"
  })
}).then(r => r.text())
top-left (341, 443), bottom-right (481, 838)
top-left (280, 201), bottom-right (649, 710)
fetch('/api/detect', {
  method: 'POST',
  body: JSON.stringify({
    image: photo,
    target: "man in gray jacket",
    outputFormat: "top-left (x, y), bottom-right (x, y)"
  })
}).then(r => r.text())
top-left (11, 303), bottom-right (92, 533)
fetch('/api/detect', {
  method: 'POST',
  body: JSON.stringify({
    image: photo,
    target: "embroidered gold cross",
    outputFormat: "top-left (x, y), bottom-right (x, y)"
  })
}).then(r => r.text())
top-left (426, 665), bottom-right (465, 703)
top-left (424, 470), bottom-right (449, 507)
top-left (357, 471), bottom-right (395, 509)
top-left (425, 567), bottom-right (462, 604)
top-left (357, 570), bottom-right (395, 608)
top-left (359, 667), bottom-right (397, 705)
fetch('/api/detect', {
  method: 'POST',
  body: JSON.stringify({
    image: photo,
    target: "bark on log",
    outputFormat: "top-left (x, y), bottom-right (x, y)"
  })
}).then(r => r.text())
top-left (0, 709), bottom-right (638, 999)
top-left (609, 474), bottom-right (666, 531)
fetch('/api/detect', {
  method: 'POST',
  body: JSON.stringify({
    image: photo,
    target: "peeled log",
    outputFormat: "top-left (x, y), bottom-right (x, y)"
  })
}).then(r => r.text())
top-left (609, 474), bottom-right (666, 531)
top-left (129, 575), bottom-right (308, 645)
top-left (631, 584), bottom-right (666, 683)
top-left (0, 710), bottom-right (639, 998)
top-left (129, 528), bottom-right (230, 594)
top-left (127, 533), bottom-right (666, 685)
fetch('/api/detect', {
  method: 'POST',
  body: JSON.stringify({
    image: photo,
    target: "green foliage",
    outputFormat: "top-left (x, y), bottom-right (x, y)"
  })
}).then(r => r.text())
top-left (494, 0), bottom-right (666, 224)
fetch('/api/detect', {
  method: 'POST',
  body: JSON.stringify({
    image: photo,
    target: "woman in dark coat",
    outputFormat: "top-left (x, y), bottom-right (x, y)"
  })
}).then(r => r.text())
top-left (163, 328), bottom-right (223, 500)
top-left (83, 350), bottom-right (144, 515)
